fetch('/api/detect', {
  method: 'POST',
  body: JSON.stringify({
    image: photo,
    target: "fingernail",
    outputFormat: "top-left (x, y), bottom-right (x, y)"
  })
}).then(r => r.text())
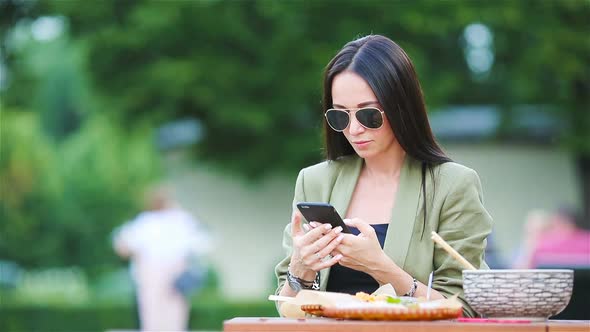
top-left (310, 222), bottom-right (318, 228)
top-left (334, 226), bottom-right (342, 234)
top-left (337, 234), bottom-right (344, 242)
top-left (303, 224), bottom-right (310, 231)
top-left (335, 254), bottom-right (343, 260)
top-left (324, 224), bottom-right (332, 230)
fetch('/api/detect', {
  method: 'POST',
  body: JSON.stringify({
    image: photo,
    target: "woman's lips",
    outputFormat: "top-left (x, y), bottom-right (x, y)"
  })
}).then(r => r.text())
top-left (353, 140), bottom-right (372, 148)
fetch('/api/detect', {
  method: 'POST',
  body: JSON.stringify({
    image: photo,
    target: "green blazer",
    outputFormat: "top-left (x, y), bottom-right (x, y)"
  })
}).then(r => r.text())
top-left (275, 155), bottom-right (493, 317)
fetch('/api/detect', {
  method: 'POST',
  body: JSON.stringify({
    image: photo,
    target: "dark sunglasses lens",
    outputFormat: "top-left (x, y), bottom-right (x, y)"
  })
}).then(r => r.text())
top-left (356, 108), bottom-right (383, 128)
top-left (326, 110), bottom-right (349, 131)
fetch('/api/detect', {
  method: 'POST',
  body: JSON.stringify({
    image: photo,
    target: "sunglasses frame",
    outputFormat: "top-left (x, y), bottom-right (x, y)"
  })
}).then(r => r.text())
top-left (324, 107), bottom-right (386, 132)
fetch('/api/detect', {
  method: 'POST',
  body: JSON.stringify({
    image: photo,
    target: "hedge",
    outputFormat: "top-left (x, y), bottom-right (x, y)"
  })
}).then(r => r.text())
top-left (1, 301), bottom-right (277, 332)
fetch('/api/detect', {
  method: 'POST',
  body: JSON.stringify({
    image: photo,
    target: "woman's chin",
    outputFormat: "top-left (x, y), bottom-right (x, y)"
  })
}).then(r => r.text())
top-left (354, 149), bottom-right (377, 159)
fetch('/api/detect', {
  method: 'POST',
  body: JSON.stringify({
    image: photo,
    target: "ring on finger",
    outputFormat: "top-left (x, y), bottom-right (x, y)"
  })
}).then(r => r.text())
top-left (319, 254), bottom-right (332, 262)
top-left (315, 253), bottom-right (321, 261)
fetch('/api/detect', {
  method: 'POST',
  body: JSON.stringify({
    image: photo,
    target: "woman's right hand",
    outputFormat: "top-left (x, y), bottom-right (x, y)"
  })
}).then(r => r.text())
top-left (289, 211), bottom-right (343, 280)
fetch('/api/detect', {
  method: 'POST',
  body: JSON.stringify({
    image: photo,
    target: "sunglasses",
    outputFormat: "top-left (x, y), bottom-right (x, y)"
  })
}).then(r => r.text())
top-left (324, 107), bottom-right (385, 132)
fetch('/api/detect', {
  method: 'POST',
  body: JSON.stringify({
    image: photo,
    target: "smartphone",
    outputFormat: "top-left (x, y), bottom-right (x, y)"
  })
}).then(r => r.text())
top-left (296, 202), bottom-right (351, 233)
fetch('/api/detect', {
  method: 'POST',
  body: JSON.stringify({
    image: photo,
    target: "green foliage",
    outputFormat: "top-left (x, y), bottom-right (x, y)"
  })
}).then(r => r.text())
top-left (31, 0), bottom-right (588, 178)
top-left (9, 267), bottom-right (91, 306)
top-left (1, 110), bottom-right (65, 267)
top-left (0, 110), bottom-right (160, 273)
top-left (1, 300), bottom-right (277, 332)
top-left (1, 18), bottom-right (92, 140)
top-left (1, 305), bottom-right (138, 332)
top-left (2, 0), bottom-right (589, 176)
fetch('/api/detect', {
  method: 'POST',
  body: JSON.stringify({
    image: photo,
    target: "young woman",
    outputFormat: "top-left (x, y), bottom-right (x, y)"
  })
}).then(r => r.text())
top-left (275, 35), bottom-right (492, 317)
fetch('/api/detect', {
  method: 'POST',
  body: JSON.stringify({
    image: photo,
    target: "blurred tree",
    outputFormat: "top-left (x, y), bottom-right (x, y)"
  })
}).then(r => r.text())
top-left (0, 111), bottom-right (62, 266)
top-left (1, 0), bottom-right (44, 106)
top-left (0, 110), bottom-right (161, 274)
top-left (0, 1), bottom-right (161, 274)
top-left (35, 0), bottom-right (588, 214)
top-left (1, 0), bottom-right (589, 233)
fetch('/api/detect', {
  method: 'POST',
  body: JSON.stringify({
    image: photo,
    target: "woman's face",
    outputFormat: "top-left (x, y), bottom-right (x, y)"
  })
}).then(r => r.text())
top-left (331, 71), bottom-right (397, 159)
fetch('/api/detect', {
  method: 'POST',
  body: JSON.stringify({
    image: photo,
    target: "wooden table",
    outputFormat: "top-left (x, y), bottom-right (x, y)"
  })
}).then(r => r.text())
top-left (548, 320), bottom-right (590, 332)
top-left (224, 318), bottom-right (589, 332)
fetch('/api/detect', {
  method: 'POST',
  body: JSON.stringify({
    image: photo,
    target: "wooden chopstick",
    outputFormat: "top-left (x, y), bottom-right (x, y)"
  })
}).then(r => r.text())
top-left (431, 231), bottom-right (476, 270)
top-left (268, 295), bottom-right (295, 302)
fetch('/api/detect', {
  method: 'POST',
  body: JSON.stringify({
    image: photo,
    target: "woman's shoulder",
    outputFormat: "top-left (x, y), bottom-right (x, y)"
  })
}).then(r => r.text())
top-left (435, 161), bottom-right (478, 179)
top-left (294, 155), bottom-right (359, 201)
top-left (299, 155), bottom-right (359, 178)
top-left (432, 161), bottom-right (482, 194)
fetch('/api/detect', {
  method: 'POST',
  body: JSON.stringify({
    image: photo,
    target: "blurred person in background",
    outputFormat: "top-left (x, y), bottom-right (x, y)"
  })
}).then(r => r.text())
top-left (526, 207), bottom-right (589, 269)
top-left (275, 35), bottom-right (492, 318)
top-left (512, 207), bottom-right (590, 320)
top-left (512, 209), bottom-right (552, 269)
top-left (113, 186), bottom-right (211, 331)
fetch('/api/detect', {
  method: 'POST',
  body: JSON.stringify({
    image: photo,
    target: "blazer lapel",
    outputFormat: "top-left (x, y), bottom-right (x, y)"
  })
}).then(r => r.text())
top-left (329, 157), bottom-right (363, 217)
top-left (320, 157), bottom-right (363, 290)
top-left (382, 156), bottom-right (422, 269)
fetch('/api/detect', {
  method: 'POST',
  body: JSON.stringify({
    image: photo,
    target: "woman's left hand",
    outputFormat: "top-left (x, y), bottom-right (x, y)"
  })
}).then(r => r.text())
top-left (331, 218), bottom-right (388, 274)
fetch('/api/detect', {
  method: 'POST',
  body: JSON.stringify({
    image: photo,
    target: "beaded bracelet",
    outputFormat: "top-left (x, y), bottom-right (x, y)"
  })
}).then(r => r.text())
top-left (287, 264), bottom-right (320, 291)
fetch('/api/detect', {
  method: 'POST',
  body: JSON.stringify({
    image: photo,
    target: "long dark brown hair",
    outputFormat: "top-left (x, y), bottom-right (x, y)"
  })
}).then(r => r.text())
top-left (322, 35), bottom-right (451, 237)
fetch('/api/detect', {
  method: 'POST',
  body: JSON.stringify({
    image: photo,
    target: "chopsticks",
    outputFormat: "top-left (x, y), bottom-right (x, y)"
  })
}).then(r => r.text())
top-left (426, 271), bottom-right (434, 300)
top-left (431, 231), bottom-right (476, 270)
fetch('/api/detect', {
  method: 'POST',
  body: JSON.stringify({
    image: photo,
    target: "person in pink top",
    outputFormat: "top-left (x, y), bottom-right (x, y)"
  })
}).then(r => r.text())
top-left (530, 207), bottom-right (590, 268)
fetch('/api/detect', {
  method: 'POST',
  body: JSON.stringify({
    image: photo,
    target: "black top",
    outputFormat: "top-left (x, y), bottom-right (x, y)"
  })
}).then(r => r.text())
top-left (326, 223), bottom-right (389, 295)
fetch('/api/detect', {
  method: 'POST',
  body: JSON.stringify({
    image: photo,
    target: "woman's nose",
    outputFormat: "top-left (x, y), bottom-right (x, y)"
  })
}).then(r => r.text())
top-left (348, 113), bottom-right (365, 135)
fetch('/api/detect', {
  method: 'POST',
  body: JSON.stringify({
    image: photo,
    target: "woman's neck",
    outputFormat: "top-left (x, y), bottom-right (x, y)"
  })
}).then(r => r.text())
top-left (363, 145), bottom-right (406, 181)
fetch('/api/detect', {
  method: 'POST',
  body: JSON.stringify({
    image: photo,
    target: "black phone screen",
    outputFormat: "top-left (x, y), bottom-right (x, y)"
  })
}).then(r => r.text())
top-left (296, 202), bottom-right (351, 233)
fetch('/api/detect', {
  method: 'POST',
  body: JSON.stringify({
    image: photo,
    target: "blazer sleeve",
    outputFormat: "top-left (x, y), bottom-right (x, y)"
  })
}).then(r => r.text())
top-left (273, 169), bottom-right (307, 313)
top-left (432, 168), bottom-right (493, 317)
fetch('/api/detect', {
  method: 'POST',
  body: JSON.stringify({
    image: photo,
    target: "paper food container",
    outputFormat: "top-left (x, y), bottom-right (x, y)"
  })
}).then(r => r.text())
top-left (277, 284), bottom-right (463, 321)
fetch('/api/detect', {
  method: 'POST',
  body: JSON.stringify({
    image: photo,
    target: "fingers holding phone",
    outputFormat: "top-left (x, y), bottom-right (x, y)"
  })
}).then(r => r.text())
top-left (290, 210), bottom-right (305, 237)
top-left (301, 233), bottom-right (343, 272)
top-left (312, 228), bottom-right (344, 268)
top-left (330, 218), bottom-right (387, 273)
top-left (290, 213), bottom-right (343, 276)
top-left (303, 223), bottom-right (344, 258)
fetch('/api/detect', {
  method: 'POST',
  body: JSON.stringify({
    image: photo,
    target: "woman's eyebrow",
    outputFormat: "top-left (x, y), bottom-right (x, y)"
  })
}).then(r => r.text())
top-left (332, 101), bottom-right (379, 108)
